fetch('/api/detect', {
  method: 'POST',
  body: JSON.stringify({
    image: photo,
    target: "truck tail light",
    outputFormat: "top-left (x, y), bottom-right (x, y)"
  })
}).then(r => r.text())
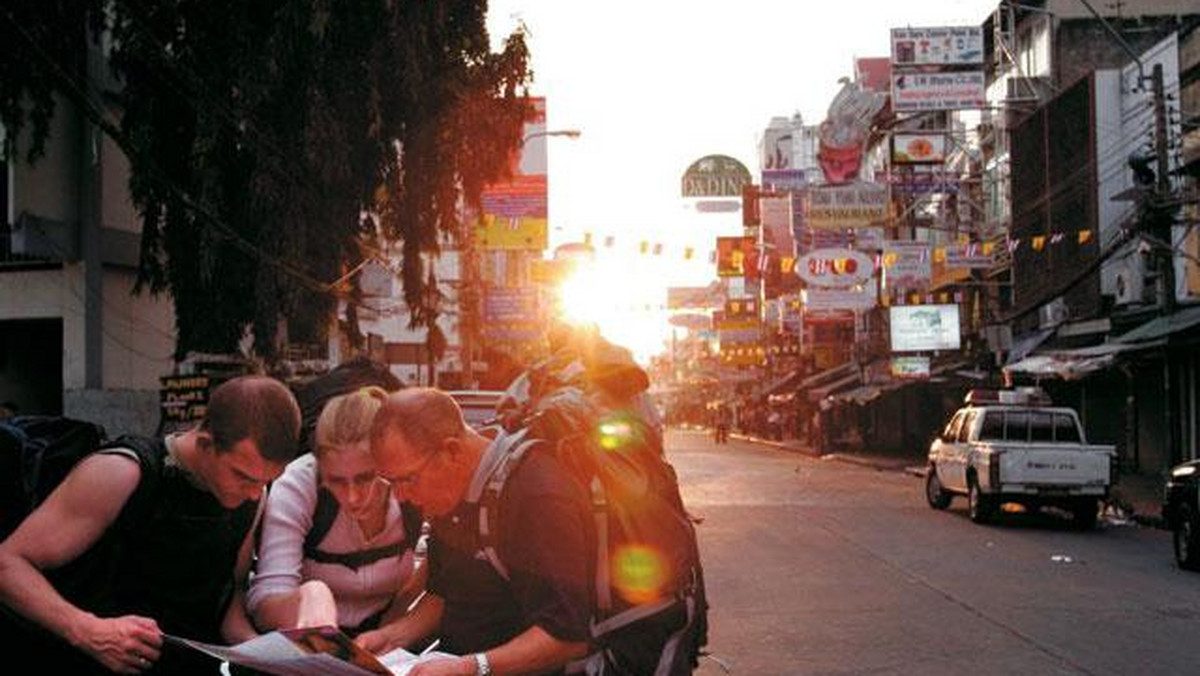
top-left (989, 451), bottom-right (1003, 488)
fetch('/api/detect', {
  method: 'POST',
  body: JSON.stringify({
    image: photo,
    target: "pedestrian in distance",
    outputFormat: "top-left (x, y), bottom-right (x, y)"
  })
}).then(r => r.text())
top-left (359, 387), bottom-right (594, 675)
top-left (246, 386), bottom-right (424, 635)
top-left (0, 375), bottom-right (302, 675)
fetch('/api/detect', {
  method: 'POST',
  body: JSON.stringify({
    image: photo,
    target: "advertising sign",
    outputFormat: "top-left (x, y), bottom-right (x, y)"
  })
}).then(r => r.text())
top-left (796, 248), bottom-right (875, 287)
top-left (761, 169), bottom-right (809, 193)
top-left (681, 155), bottom-right (752, 198)
top-left (668, 312), bottom-right (712, 330)
top-left (529, 258), bottom-right (570, 285)
top-left (667, 286), bottom-right (719, 309)
top-left (483, 287), bottom-right (539, 340)
top-left (716, 236), bottom-right (756, 277)
top-left (716, 318), bottom-right (761, 344)
top-left (883, 241), bottom-right (931, 290)
top-left (891, 356), bottom-right (931, 379)
top-left (803, 285), bottom-right (877, 311)
top-left (719, 342), bottom-right (765, 367)
top-left (761, 195), bottom-right (795, 253)
top-left (891, 133), bottom-right (948, 164)
top-left (891, 71), bottom-right (986, 112)
top-left (724, 298), bottom-right (759, 319)
top-left (945, 243), bottom-right (995, 269)
top-left (891, 26), bottom-right (984, 66)
top-left (880, 169), bottom-right (961, 195)
top-left (160, 375), bottom-right (210, 424)
top-left (807, 183), bottom-right (889, 230)
top-left (889, 304), bottom-right (961, 352)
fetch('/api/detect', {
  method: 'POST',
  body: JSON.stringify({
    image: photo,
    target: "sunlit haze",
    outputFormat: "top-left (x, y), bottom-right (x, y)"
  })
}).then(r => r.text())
top-left (487, 0), bottom-right (999, 362)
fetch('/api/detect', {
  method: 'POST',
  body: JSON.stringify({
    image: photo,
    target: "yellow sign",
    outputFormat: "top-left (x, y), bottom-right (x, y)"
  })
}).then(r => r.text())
top-left (474, 214), bottom-right (548, 251)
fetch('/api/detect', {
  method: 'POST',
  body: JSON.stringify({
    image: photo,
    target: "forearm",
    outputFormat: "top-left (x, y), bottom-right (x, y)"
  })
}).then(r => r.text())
top-left (0, 550), bottom-right (97, 648)
top-left (368, 592), bottom-right (443, 653)
top-left (222, 587), bottom-right (259, 644)
top-left (248, 581), bottom-right (337, 632)
top-left (479, 625), bottom-right (588, 676)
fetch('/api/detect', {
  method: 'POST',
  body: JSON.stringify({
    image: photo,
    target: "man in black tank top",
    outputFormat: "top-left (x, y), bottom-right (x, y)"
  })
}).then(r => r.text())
top-left (0, 376), bottom-right (301, 675)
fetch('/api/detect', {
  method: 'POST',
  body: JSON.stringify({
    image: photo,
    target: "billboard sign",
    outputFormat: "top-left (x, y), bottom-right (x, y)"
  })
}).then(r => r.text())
top-left (890, 304), bottom-right (961, 352)
top-left (883, 241), bottom-right (931, 290)
top-left (681, 155), bottom-right (752, 198)
top-left (796, 248), bottom-right (875, 287)
top-left (891, 71), bottom-right (986, 112)
top-left (667, 286), bottom-right (719, 309)
top-left (891, 26), bottom-right (984, 66)
top-left (807, 183), bottom-right (889, 229)
top-left (803, 285), bottom-right (877, 311)
top-left (891, 356), bottom-right (931, 379)
top-left (945, 243), bottom-right (995, 269)
top-left (891, 132), bottom-right (948, 164)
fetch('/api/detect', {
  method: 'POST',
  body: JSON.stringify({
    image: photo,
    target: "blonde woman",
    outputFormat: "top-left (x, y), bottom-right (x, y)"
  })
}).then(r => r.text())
top-left (246, 386), bottom-right (424, 635)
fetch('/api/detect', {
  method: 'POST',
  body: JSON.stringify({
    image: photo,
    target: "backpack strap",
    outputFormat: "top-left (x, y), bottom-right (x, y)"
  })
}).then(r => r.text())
top-left (468, 429), bottom-right (541, 582)
top-left (302, 486), bottom-right (420, 572)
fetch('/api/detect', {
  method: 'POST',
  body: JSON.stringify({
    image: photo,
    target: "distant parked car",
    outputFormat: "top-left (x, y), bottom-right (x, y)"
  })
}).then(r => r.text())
top-left (1163, 459), bottom-right (1200, 571)
top-left (448, 390), bottom-right (505, 430)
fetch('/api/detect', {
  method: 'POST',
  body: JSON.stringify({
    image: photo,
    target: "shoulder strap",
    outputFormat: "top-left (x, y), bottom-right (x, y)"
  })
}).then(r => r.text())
top-left (303, 486), bottom-right (341, 556)
top-left (472, 431), bottom-right (543, 581)
top-left (303, 485), bottom-right (423, 572)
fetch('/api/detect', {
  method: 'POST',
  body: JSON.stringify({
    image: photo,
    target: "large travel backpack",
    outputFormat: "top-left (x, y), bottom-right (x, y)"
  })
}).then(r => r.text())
top-left (0, 415), bottom-right (109, 540)
top-left (482, 348), bottom-right (708, 675)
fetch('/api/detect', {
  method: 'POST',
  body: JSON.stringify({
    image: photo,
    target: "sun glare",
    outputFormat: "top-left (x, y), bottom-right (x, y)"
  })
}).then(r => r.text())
top-left (555, 260), bottom-right (667, 362)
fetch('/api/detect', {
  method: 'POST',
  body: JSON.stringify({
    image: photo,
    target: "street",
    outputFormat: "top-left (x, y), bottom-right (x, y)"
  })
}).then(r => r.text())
top-left (669, 429), bottom-right (1200, 676)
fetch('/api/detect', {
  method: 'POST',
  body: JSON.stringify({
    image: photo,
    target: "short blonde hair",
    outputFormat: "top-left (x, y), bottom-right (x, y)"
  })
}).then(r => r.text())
top-left (314, 386), bottom-right (389, 457)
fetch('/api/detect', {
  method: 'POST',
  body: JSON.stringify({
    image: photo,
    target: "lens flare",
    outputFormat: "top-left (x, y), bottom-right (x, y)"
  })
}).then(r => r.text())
top-left (612, 544), bottom-right (670, 604)
top-left (597, 419), bottom-right (634, 451)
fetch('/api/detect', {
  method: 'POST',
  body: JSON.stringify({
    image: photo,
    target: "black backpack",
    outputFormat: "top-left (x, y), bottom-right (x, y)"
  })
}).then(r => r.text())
top-left (302, 484), bottom-right (424, 571)
top-left (483, 354), bottom-right (708, 675)
top-left (0, 416), bottom-right (109, 540)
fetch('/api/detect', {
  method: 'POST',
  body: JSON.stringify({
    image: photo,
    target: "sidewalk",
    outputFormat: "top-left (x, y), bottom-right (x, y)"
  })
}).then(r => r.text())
top-left (732, 432), bottom-right (1166, 529)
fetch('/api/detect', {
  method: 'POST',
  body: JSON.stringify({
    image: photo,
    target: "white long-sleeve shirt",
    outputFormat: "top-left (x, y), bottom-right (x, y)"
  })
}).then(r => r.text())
top-left (246, 454), bottom-right (416, 630)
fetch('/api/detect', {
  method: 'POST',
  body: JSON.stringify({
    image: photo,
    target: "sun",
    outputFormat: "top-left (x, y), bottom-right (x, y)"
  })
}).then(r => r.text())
top-left (554, 259), bottom-right (668, 362)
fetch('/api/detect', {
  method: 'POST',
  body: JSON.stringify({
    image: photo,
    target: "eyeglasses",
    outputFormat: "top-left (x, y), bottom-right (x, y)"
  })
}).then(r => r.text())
top-left (383, 452), bottom-right (437, 490)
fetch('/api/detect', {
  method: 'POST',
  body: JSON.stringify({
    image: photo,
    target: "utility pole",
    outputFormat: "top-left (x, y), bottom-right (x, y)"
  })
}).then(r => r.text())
top-left (1150, 62), bottom-right (1176, 314)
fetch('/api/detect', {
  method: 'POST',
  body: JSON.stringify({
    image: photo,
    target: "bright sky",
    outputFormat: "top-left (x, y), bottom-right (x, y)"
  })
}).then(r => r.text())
top-left (486, 0), bottom-right (998, 362)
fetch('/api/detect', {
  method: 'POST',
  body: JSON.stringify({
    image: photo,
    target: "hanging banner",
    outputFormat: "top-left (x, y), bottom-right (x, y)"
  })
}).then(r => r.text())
top-left (883, 241), bottom-right (931, 290)
top-left (806, 183), bottom-right (889, 230)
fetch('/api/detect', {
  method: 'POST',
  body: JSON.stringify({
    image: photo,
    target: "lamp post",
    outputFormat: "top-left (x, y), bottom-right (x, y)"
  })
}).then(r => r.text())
top-left (460, 128), bottom-right (581, 388)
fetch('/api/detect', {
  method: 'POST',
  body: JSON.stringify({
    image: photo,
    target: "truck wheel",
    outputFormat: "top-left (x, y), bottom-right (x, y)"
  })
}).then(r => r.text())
top-left (1174, 505), bottom-right (1200, 571)
top-left (1071, 498), bottom-right (1098, 530)
top-left (968, 478), bottom-right (994, 524)
top-left (925, 467), bottom-right (952, 510)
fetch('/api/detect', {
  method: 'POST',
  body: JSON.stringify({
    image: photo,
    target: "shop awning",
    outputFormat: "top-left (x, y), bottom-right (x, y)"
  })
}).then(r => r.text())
top-left (797, 362), bottom-right (857, 391)
top-left (1004, 339), bottom-right (1166, 380)
top-left (1006, 327), bottom-right (1057, 366)
top-left (806, 371), bottom-right (861, 402)
top-left (762, 370), bottom-right (805, 397)
top-left (1115, 305), bottom-right (1200, 344)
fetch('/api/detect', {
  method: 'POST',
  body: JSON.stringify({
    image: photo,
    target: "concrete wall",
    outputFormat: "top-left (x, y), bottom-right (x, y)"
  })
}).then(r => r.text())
top-left (65, 387), bottom-right (161, 437)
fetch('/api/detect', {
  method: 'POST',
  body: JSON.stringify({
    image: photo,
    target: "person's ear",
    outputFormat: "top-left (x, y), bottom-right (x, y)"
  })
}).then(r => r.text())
top-left (196, 430), bottom-right (216, 454)
top-left (441, 436), bottom-right (462, 462)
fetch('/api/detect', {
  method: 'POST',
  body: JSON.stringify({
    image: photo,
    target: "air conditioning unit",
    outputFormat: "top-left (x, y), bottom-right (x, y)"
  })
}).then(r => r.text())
top-left (1006, 76), bottom-right (1050, 102)
top-left (1114, 255), bottom-right (1152, 307)
top-left (1037, 297), bottom-right (1069, 330)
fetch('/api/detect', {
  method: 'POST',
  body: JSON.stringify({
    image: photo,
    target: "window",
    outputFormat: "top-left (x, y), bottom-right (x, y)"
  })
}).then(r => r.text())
top-left (1004, 410), bottom-right (1030, 442)
top-left (944, 412), bottom-right (965, 441)
top-left (1029, 411), bottom-right (1054, 442)
top-left (979, 412), bottom-right (1005, 440)
top-left (957, 411), bottom-right (976, 443)
top-left (1054, 414), bottom-right (1081, 443)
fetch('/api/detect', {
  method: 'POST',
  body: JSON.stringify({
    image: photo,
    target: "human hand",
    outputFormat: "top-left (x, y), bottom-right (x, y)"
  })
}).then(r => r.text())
top-left (405, 655), bottom-right (475, 676)
top-left (76, 614), bottom-right (162, 674)
top-left (354, 627), bottom-right (396, 655)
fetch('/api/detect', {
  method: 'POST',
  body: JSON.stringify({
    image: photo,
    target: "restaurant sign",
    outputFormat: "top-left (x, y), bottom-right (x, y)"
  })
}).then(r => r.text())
top-left (681, 155), bottom-right (752, 198)
top-left (795, 248), bottom-right (875, 288)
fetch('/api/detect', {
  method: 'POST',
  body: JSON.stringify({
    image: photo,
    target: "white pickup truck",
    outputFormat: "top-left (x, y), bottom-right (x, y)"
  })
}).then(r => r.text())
top-left (924, 389), bottom-right (1116, 528)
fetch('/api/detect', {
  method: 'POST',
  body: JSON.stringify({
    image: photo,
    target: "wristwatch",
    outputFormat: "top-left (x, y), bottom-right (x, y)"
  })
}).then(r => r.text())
top-left (473, 652), bottom-right (492, 676)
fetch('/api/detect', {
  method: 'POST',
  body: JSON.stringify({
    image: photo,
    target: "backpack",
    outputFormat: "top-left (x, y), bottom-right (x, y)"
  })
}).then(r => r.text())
top-left (0, 416), bottom-right (109, 540)
top-left (302, 485), bottom-right (424, 570)
top-left (482, 350), bottom-right (708, 676)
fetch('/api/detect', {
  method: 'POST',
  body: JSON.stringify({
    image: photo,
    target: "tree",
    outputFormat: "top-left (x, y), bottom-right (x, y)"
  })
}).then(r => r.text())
top-left (1, 0), bottom-right (531, 361)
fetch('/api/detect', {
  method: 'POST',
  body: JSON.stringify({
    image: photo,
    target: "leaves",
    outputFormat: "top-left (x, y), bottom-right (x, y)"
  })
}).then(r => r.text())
top-left (1, 0), bottom-right (531, 362)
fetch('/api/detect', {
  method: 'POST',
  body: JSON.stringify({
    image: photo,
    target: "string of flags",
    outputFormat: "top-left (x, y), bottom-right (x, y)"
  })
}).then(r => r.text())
top-left (572, 229), bottom-right (1098, 265)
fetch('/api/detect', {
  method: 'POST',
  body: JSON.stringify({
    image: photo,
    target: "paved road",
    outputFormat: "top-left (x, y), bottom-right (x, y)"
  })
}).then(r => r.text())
top-left (668, 429), bottom-right (1198, 676)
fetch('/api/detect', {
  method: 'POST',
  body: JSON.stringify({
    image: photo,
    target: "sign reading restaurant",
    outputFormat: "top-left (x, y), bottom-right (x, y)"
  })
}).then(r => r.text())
top-left (681, 154), bottom-right (752, 198)
top-left (806, 183), bottom-right (889, 229)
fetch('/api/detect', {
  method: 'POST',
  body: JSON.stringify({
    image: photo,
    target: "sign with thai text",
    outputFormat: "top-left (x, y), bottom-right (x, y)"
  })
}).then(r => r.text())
top-left (883, 241), bottom-right (931, 290)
